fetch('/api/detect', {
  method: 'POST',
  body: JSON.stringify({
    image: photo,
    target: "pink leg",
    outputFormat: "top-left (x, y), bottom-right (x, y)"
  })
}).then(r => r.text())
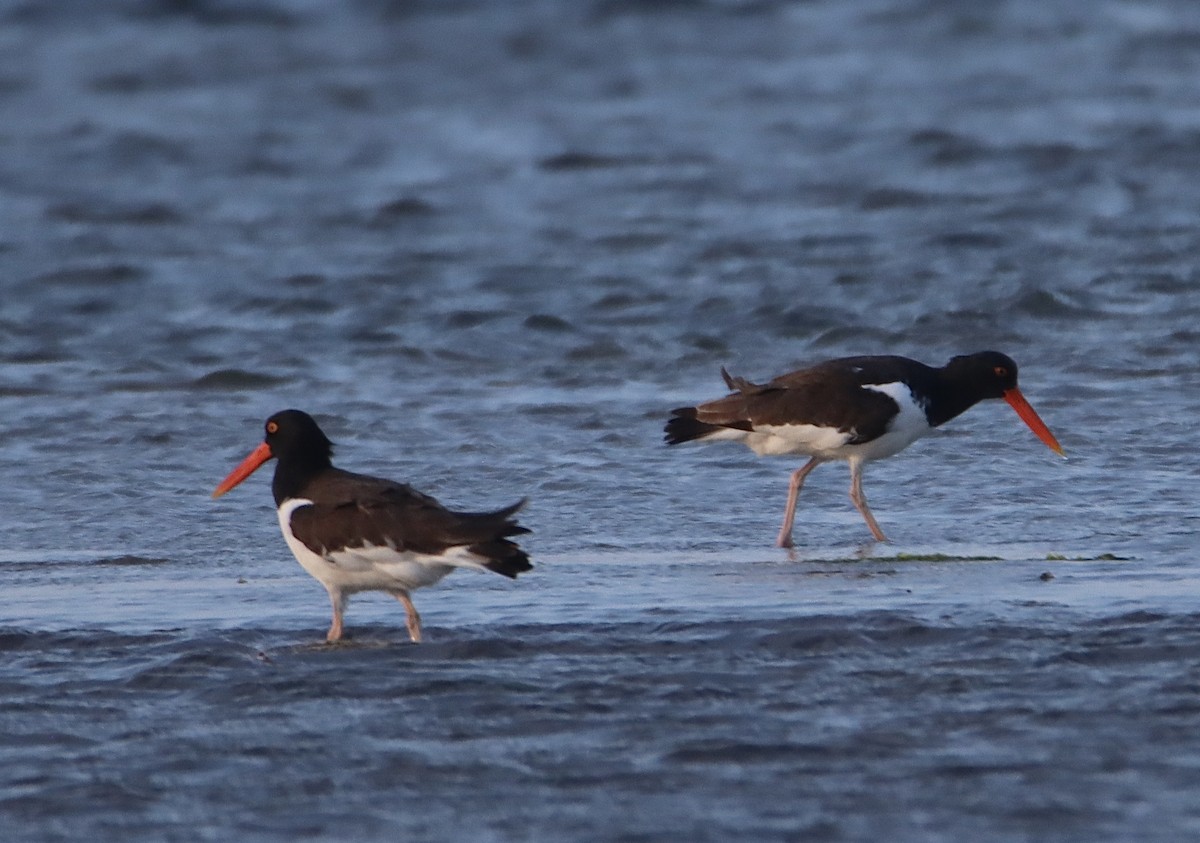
top-left (326, 589), bottom-right (347, 642)
top-left (393, 591), bottom-right (423, 643)
top-left (776, 458), bottom-right (824, 548)
top-left (848, 460), bottom-right (888, 542)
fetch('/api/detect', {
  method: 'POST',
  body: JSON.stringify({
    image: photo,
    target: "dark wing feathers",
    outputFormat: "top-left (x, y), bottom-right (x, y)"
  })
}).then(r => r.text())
top-left (289, 469), bottom-right (531, 578)
top-left (719, 366), bottom-right (770, 395)
top-left (667, 356), bottom-right (919, 446)
top-left (663, 404), bottom-right (752, 445)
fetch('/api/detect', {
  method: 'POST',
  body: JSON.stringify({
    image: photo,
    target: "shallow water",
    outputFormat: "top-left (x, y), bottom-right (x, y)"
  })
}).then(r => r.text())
top-left (3, 0), bottom-right (1200, 840)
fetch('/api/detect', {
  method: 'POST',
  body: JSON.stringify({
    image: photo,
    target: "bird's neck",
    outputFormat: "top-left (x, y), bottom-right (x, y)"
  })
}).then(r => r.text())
top-left (924, 371), bottom-right (991, 427)
top-left (271, 454), bottom-right (331, 506)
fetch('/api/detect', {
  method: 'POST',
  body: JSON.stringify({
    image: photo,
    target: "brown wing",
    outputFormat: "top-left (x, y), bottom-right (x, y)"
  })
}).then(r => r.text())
top-left (290, 469), bottom-right (531, 577)
top-left (675, 358), bottom-right (911, 445)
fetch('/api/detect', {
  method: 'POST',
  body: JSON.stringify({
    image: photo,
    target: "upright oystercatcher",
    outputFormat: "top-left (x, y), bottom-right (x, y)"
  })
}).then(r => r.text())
top-left (664, 351), bottom-right (1063, 547)
top-left (212, 410), bottom-right (531, 643)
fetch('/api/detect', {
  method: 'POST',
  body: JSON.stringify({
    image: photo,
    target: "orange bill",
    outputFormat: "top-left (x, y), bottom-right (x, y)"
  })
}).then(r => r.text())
top-left (212, 441), bottom-right (274, 498)
top-left (1003, 388), bottom-right (1065, 457)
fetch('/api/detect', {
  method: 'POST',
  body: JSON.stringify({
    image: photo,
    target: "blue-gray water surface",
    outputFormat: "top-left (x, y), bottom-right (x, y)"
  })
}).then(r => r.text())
top-left (3, 1), bottom-right (1200, 840)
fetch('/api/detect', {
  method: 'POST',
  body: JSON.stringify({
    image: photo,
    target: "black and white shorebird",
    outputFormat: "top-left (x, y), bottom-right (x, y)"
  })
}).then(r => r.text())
top-left (665, 351), bottom-right (1064, 547)
top-left (212, 410), bottom-right (531, 643)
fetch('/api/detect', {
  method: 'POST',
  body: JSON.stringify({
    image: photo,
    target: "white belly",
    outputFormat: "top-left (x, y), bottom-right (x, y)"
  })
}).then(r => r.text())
top-left (724, 381), bottom-right (932, 461)
top-left (276, 498), bottom-right (483, 595)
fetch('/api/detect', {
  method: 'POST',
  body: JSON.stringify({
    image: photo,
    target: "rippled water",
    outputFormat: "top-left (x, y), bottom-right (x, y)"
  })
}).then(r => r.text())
top-left (3, 0), bottom-right (1200, 840)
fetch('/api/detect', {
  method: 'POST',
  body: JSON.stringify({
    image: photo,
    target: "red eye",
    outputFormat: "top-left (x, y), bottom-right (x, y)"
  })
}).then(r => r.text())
top-left (994, 366), bottom-right (1008, 378)
top-left (266, 421), bottom-right (279, 434)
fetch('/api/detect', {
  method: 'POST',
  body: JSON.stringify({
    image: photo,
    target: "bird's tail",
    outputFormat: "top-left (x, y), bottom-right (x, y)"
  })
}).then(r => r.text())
top-left (464, 499), bottom-right (533, 579)
top-left (664, 408), bottom-right (728, 445)
top-left (666, 367), bottom-right (763, 445)
top-left (478, 543), bottom-right (533, 579)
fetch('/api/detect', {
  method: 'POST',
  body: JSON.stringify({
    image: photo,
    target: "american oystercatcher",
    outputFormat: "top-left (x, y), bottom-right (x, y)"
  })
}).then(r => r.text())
top-left (665, 351), bottom-right (1063, 547)
top-left (212, 410), bottom-right (531, 643)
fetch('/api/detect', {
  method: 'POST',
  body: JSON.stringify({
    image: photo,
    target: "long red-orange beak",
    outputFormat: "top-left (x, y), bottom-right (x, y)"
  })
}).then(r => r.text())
top-left (1003, 388), bottom-right (1064, 457)
top-left (212, 442), bottom-right (274, 499)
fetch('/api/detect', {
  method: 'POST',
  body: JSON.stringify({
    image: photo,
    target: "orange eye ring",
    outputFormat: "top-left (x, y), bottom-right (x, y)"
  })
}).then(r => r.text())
top-left (993, 366), bottom-right (1009, 378)
top-left (266, 421), bottom-right (279, 434)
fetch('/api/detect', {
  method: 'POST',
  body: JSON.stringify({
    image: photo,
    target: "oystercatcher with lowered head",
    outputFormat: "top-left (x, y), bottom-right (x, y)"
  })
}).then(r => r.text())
top-left (212, 410), bottom-right (531, 643)
top-left (665, 351), bottom-right (1063, 547)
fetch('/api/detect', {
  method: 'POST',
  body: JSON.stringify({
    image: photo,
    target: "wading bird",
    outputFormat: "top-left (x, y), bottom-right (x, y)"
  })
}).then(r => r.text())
top-left (665, 351), bottom-right (1063, 547)
top-left (213, 410), bottom-right (531, 642)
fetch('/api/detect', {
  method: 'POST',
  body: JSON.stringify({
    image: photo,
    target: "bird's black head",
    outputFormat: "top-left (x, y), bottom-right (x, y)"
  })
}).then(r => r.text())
top-left (212, 409), bottom-right (335, 502)
top-left (263, 409), bottom-right (334, 464)
top-left (944, 351), bottom-right (1020, 399)
top-left (262, 409), bottom-right (335, 505)
top-left (939, 350), bottom-right (1064, 456)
